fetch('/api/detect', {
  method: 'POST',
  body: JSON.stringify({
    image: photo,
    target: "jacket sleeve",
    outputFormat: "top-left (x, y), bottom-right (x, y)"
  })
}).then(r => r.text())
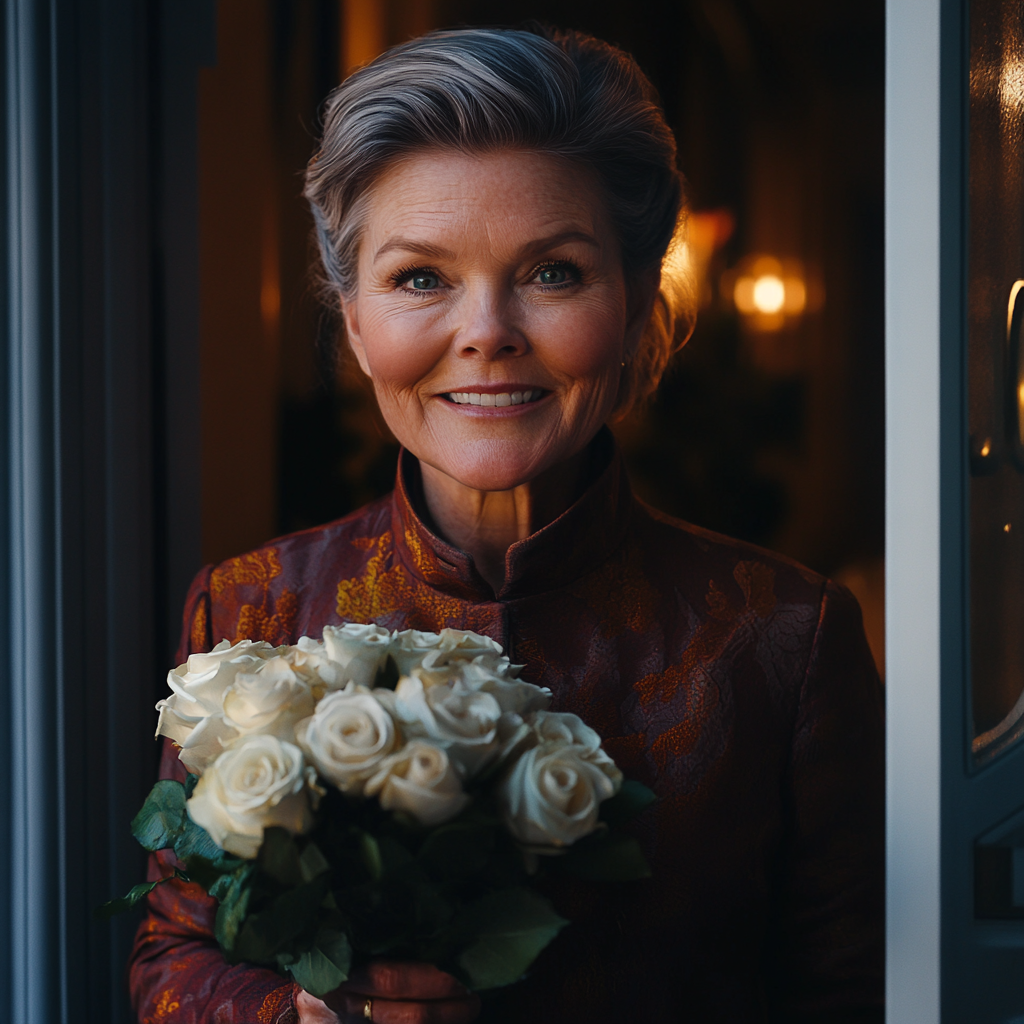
top-left (128, 565), bottom-right (301, 1024)
top-left (767, 581), bottom-right (885, 1024)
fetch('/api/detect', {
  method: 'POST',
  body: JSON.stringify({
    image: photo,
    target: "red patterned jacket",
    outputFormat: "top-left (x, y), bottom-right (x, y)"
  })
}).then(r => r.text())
top-left (129, 437), bottom-right (884, 1023)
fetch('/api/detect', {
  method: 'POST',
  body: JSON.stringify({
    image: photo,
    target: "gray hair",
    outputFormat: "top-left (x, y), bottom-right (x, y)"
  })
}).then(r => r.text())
top-left (304, 26), bottom-right (695, 416)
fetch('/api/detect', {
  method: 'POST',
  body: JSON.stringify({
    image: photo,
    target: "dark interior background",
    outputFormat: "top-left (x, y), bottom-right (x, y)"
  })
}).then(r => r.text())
top-left (197, 0), bottom-right (885, 672)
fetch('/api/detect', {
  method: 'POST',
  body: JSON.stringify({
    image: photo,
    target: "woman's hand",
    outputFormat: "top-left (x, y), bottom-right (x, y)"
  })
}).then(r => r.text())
top-left (297, 961), bottom-right (481, 1024)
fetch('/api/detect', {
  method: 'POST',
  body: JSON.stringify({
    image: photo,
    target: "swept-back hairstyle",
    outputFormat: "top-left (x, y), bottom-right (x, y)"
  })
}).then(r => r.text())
top-left (304, 25), bottom-right (695, 417)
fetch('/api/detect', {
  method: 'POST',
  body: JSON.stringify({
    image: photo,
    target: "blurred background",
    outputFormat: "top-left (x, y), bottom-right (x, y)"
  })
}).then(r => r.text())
top-left (197, 0), bottom-right (885, 673)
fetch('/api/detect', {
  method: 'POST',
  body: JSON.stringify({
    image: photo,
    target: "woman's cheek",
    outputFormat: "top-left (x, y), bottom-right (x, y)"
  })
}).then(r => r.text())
top-left (535, 299), bottom-right (626, 379)
top-left (360, 307), bottom-right (446, 393)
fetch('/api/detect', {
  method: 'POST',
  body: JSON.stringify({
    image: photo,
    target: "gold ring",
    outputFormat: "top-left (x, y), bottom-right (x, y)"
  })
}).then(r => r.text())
top-left (363, 997), bottom-right (373, 1021)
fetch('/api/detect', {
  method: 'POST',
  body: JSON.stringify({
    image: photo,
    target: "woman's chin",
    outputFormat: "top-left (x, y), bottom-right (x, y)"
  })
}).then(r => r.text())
top-left (422, 444), bottom-right (560, 494)
top-left (435, 464), bottom-right (540, 493)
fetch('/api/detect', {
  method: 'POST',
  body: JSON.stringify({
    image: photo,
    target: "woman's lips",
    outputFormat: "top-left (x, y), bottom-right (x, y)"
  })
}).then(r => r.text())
top-left (442, 389), bottom-right (544, 408)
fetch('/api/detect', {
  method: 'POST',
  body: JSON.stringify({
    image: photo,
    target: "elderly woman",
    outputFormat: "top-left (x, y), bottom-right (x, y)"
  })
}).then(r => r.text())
top-left (129, 25), bottom-right (883, 1024)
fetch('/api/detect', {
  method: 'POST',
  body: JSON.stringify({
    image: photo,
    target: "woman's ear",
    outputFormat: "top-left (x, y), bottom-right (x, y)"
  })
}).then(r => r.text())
top-left (340, 296), bottom-right (373, 378)
top-left (624, 267), bottom-right (661, 360)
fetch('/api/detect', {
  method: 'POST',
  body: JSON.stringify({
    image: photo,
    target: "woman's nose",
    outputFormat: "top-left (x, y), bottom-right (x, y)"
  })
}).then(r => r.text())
top-left (452, 289), bottom-right (529, 360)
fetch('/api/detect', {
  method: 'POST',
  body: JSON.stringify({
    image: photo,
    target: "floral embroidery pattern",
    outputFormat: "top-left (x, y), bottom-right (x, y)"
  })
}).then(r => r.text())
top-left (144, 988), bottom-right (180, 1023)
top-left (211, 549), bottom-right (297, 645)
top-left (336, 532), bottom-right (463, 628)
top-left (257, 985), bottom-right (296, 1023)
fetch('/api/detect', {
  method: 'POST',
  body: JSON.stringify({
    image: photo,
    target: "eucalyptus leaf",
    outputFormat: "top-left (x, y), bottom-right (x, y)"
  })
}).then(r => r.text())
top-left (94, 878), bottom-right (168, 920)
top-left (214, 864), bottom-right (255, 954)
top-left (454, 888), bottom-right (567, 990)
top-left (184, 772), bottom-right (200, 799)
top-left (131, 780), bottom-right (187, 852)
top-left (598, 780), bottom-right (657, 828)
top-left (208, 869), bottom-right (239, 901)
top-left (173, 817), bottom-right (222, 864)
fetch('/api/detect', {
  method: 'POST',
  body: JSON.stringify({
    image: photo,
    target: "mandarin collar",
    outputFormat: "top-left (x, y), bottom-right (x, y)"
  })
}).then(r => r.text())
top-left (390, 428), bottom-right (635, 602)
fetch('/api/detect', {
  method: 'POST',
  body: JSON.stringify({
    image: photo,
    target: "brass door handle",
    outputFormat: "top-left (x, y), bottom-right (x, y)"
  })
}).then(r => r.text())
top-left (1007, 279), bottom-right (1024, 469)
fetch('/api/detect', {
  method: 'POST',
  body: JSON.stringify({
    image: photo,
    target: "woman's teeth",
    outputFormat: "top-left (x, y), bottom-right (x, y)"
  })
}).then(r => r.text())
top-left (445, 390), bottom-right (542, 407)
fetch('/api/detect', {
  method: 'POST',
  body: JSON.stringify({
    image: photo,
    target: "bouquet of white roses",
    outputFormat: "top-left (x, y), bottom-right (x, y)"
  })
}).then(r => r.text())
top-left (102, 626), bottom-right (655, 997)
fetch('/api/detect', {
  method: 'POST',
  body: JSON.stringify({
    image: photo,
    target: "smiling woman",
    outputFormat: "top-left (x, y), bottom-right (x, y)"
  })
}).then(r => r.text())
top-left (129, 24), bottom-right (883, 1024)
top-left (345, 150), bottom-right (652, 589)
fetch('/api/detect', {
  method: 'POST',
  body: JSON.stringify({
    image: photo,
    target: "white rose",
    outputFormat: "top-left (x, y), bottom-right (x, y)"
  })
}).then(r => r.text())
top-left (392, 669), bottom-right (504, 778)
top-left (498, 711), bottom-right (623, 848)
top-left (186, 734), bottom-right (316, 859)
top-left (448, 659), bottom-right (552, 717)
top-left (321, 623), bottom-right (393, 690)
top-left (391, 628), bottom-right (508, 677)
top-left (224, 657), bottom-right (315, 734)
top-left (294, 684), bottom-right (400, 793)
top-left (174, 656), bottom-right (316, 776)
top-left (155, 639), bottom-right (278, 757)
top-left (283, 636), bottom-right (346, 694)
top-left (364, 741), bottom-right (469, 826)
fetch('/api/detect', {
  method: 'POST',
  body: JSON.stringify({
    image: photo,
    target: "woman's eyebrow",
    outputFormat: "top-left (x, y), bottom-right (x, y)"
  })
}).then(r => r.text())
top-left (373, 238), bottom-right (456, 263)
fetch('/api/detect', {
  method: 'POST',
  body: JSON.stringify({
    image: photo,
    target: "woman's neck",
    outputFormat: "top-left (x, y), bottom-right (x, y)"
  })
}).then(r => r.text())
top-left (419, 450), bottom-right (591, 595)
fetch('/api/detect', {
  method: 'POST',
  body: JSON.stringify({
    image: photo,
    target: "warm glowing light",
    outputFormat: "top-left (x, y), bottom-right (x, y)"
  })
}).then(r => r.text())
top-left (782, 277), bottom-right (807, 314)
top-left (726, 255), bottom-right (814, 332)
top-left (733, 277), bottom-right (756, 314)
top-left (1005, 523), bottom-right (1013, 533)
top-left (980, 439), bottom-right (992, 457)
top-left (1018, 381), bottom-right (1024, 408)
top-left (751, 275), bottom-right (786, 314)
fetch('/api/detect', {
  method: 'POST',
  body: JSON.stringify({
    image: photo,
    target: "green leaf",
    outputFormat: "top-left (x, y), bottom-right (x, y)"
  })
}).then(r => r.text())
top-left (174, 817), bottom-right (223, 864)
top-left (453, 888), bottom-right (567, 990)
top-left (214, 864), bottom-right (255, 953)
top-left (558, 832), bottom-right (651, 881)
top-left (359, 831), bottom-right (383, 882)
top-left (94, 878), bottom-right (169, 920)
top-left (299, 841), bottom-right (331, 883)
top-left (373, 654), bottom-right (400, 690)
top-left (208, 869), bottom-right (239, 901)
top-left (287, 929), bottom-right (353, 998)
top-left (131, 780), bottom-right (188, 852)
top-left (186, 852), bottom-right (245, 893)
top-left (598, 780), bottom-right (657, 828)
top-left (258, 827), bottom-right (304, 886)
top-left (184, 772), bottom-right (200, 799)
top-left (234, 874), bottom-right (331, 964)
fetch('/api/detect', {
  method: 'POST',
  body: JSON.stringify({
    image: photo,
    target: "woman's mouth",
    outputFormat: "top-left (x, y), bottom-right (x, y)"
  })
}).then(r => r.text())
top-left (442, 389), bottom-right (545, 408)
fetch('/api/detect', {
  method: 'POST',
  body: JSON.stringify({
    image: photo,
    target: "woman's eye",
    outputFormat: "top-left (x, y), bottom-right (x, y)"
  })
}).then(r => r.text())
top-left (535, 265), bottom-right (575, 286)
top-left (407, 273), bottom-right (439, 291)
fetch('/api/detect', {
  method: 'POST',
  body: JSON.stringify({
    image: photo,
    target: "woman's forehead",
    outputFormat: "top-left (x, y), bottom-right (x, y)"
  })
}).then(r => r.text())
top-left (361, 149), bottom-right (613, 260)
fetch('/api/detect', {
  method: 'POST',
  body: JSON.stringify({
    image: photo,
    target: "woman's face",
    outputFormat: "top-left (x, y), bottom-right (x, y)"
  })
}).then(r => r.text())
top-left (342, 148), bottom-right (654, 492)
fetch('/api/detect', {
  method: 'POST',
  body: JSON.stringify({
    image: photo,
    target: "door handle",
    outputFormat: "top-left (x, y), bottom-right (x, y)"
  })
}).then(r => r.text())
top-left (1006, 280), bottom-right (1024, 470)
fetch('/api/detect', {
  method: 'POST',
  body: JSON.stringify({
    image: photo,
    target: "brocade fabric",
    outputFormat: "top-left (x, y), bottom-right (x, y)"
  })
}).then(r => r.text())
top-left (129, 435), bottom-right (884, 1023)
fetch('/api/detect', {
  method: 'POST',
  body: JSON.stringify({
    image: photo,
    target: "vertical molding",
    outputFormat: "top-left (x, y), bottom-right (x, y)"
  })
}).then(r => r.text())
top-left (1, 1), bottom-right (207, 1019)
top-left (886, 0), bottom-right (943, 1020)
top-left (4, 2), bottom-right (59, 1021)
